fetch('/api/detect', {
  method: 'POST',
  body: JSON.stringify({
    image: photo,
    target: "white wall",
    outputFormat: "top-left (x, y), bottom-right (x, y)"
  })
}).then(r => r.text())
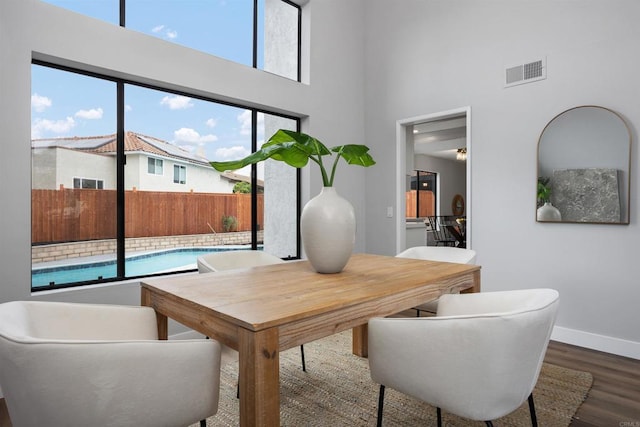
top-left (0, 0), bottom-right (367, 320)
top-left (363, 0), bottom-right (640, 358)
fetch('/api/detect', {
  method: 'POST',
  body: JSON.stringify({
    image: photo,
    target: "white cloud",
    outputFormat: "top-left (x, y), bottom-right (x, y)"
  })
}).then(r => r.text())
top-left (31, 93), bottom-right (52, 113)
top-left (75, 107), bottom-right (103, 120)
top-left (173, 127), bottom-right (218, 146)
top-left (238, 110), bottom-right (265, 136)
top-left (238, 110), bottom-right (252, 135)
top-left (31, 117), bottom-right (76, 139)
top-left (206, 118), bottom-right (218, 128)
top-left (125, 104), bottom-right (133, 112)
top-left (160, 95), bottom-right (193, 110)
top-left (151, 24), bottom-right (178, 40)
top-left (215, 145), bottom-right (251, 160)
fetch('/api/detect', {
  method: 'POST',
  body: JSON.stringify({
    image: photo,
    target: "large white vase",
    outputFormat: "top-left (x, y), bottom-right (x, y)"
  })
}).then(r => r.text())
top-left (301, 187), bottom-right (356, 274)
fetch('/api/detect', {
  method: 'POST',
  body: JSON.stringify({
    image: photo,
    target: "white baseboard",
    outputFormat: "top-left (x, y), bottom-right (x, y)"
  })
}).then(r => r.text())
top-left (551, 325), bottom-right (640, 360)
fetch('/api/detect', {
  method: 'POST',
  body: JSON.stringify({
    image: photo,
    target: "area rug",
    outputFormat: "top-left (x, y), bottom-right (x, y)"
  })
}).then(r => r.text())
top-left (194, 331), bottom-right (593, 426)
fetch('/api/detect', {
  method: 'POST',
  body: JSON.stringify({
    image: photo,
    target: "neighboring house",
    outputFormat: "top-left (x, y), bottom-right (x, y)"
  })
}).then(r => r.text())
top-left (31, 131), bottom-right (260, 193)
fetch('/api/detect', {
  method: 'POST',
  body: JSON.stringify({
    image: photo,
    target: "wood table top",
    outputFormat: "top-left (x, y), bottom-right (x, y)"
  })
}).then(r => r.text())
top-left (141, 253), bottom-right (480, 332)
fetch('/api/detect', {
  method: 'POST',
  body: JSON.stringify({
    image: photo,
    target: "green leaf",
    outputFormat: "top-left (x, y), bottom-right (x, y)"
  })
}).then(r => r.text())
top-left (332, 144), bottom-right (376, 167)
top-left (210, 129), bottom-right (375, 187)
top-left (267, 129), bottom-right (331, 157)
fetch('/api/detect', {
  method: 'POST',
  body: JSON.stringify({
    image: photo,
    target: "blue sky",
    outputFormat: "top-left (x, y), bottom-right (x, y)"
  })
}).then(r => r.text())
top-left (30, 0), bottom-right (274, 166)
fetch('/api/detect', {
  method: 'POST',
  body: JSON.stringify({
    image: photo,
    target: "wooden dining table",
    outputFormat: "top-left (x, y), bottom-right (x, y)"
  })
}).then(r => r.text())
top-left (140, 253), bottom-right (481, 427)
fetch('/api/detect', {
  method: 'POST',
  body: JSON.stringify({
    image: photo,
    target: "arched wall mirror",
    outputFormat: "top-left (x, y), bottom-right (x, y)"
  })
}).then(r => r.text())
top-left (537, 105), bottom-right (631, 224)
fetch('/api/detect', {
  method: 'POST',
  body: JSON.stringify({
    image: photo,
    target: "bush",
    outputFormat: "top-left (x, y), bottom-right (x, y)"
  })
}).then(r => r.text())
top-left (222, 215), bottom-right (238, 232)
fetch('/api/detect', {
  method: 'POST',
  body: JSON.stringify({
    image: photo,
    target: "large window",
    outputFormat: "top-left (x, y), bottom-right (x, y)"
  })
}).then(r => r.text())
top-left (31, 63), bottom-right (299, 291)
top-left (41, 0), bottom-right (301, 81)
top-left (406, 170), bottom-right (437, 220)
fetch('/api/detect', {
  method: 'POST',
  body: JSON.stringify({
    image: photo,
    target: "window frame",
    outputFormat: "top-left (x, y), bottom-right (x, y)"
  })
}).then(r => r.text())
top-left (408, 170), bottom-right (437, 221)
top-left (73, 177), bottom-right (105, 190)
top-left (148, 157), bottom-right (164, 175)
top-left (31, 59), bottom-right (301, 292)
top-left (173, 164), bottom-right (186, 184)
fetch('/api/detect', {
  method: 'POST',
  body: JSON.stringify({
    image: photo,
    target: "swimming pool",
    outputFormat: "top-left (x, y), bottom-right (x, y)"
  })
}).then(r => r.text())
top-left (31, 246), bottom-right (256, 288)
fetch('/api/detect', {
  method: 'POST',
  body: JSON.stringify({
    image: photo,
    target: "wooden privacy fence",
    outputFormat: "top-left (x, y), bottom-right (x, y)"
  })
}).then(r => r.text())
top-left (405, 190), bottom-right (435, 218)
top-left (32, 189), bottom-right (263, 244)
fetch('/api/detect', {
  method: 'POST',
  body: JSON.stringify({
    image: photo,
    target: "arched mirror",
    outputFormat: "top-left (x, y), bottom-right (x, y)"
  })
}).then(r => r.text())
top-left (537, 105), bottom-right (631, 224)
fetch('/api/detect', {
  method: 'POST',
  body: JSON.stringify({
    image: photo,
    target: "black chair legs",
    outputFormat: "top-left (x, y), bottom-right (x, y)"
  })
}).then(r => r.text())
top-left (435, 393), bottom-right (536, 427)
top-left (200, 419), bottom-right (206, 427)
top-left (376, 384), bottom-right (386, 427)
top-left (528, 393), bottom-right (538, 427)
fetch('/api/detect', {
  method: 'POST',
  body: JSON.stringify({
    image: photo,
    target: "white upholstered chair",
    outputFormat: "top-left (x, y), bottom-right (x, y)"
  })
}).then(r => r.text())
top-left (197, 250), bottom-right (306, 374)
top-left (197, 249), bottom-right (286, 274)
top-left (368, 288), bottom-right (559, 427)
top-left (0, 300), bottom-right (221, 427)
top-left (396, 246), bottom-right (477, 315)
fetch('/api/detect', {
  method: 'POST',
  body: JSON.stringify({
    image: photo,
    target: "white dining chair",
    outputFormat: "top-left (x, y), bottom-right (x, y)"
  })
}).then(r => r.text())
top-left (396, 246), bottom-right (477, 315)
top-left (197, 249), bottom-right (288, 274)
top-left (368, 288), bottom-right (559, 427)
top-left (0, 300), bottom-right (221, 427)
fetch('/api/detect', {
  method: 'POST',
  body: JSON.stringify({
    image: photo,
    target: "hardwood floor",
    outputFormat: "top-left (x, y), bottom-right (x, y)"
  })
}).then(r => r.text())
top-left (544, 340), bottom-right (640, 427)
top-left (1, 339), bottom-right (638, 426)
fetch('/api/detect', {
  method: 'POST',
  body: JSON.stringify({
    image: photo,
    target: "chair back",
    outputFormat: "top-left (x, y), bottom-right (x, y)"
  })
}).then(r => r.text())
top-left (0, 301), bottom-right (220, 427)
top-left (396, 246), bottom-right (476, 264)
top-left (197, 250), bottom-right (284, 273)
top-left (368, 288), bottom-right (559, 421)
top-left (425, 216), bottom-right (460, 246)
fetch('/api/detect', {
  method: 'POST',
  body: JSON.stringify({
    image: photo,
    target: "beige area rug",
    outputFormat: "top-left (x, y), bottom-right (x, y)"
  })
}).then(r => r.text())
top-left (195, 331), bottom-right (593, 426)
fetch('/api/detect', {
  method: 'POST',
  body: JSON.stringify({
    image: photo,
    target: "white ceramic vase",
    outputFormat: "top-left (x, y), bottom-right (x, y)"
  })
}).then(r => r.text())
top-left (537, 202), bottom-right (562, 221)
top-left (301, 187), bottom-right (355, 274)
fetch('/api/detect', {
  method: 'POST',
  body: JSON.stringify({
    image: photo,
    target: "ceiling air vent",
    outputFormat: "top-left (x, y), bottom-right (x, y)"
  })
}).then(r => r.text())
top-left (504, 57), bottom-right (546, 88)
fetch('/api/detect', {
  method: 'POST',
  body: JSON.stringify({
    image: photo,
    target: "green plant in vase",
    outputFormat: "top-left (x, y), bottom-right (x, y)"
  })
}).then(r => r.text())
top-left (537, 177), bottom-right (551, 207)
top-left (210, 129), bottom-right (376, 274)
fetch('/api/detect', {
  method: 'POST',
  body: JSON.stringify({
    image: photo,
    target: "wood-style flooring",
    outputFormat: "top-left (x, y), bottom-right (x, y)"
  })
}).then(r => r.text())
top-left (1, 338), bottom-right (638, 427)
top-left (544, 340), bottom-right (640, 426)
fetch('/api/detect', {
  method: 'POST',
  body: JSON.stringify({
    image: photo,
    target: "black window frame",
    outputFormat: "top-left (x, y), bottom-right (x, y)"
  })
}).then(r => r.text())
top-left (409, 170), bottom-right (437, 220)
top-left (119, 0), bottom-right (302, 83)
top-left (31, 59), bottom-right (301, 292)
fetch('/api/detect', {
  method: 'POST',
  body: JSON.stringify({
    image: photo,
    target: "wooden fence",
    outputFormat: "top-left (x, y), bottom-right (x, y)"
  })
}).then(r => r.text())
top-left (405, 190), bottom-right (435, 218)
top-left (32, 189), bottom-right (263, 244)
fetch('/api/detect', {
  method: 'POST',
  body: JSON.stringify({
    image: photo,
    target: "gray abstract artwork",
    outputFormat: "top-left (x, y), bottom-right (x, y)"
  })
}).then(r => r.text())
top-left (551, 168), bottom-right (621, 222)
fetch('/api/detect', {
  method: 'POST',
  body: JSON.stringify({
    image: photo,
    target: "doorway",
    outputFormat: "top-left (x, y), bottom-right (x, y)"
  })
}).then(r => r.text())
top-left (395, 107), bottom-right (471, 253)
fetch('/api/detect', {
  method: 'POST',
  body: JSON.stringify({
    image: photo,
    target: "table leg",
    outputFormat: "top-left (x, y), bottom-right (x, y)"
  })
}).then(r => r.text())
top-left (141, 287), bottom-right (168, 340)
top-left (238, 327), bottom-right (280, 427)
top-left (461, 269), bottom-right (481, 294)
top-left (352, 324), bottom-right (368, 357)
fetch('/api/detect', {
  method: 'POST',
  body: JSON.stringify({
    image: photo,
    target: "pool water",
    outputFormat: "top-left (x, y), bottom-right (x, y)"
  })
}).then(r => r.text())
top-left (31, 247), bottom-right (254, 288)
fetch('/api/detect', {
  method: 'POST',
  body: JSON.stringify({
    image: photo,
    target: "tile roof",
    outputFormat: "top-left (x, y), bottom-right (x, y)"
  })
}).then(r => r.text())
top-left (32, 131), bottom-right (210, 166)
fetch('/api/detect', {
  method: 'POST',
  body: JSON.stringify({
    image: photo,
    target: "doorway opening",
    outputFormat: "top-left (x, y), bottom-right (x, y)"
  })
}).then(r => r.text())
top-left (395, 107), bottom-right (471, 253)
